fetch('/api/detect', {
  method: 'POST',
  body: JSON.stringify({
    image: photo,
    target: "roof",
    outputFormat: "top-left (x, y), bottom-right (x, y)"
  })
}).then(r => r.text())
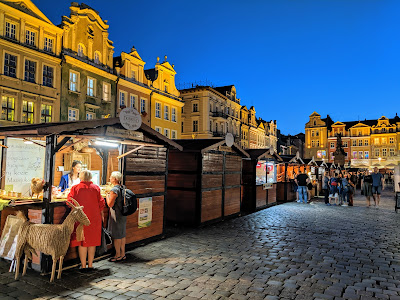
top-left (144, 68), bottom-right (158, 81)
top-left (172, 139), bottom-right (249, 157)
top-left (324, 114), bottom-right (400, 130)
top-left (0, 0), bottom-right (52, 24)
top-left (0, 118), bottom-right (183, 150)
top-left (214, 85), bottom-right (234, 96)
top-left (246, 149), bottom-right (283, 161)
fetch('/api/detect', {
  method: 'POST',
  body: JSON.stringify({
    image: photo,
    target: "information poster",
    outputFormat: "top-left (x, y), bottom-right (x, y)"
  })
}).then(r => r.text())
top-left (0, 215), bottom-right (22, 260)
top-left (5, 138), bottom-right (45, 194)
top-left (138, 197), bottom-right (152, 228)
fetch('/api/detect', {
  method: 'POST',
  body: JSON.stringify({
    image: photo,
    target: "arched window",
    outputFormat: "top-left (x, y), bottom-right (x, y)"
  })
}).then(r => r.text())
top-left (77, 43), bottom-right (85, 57)
top-left (313, 120), bottom-right (316, 126)
top-left (94, 51), bottom-right (101, 64)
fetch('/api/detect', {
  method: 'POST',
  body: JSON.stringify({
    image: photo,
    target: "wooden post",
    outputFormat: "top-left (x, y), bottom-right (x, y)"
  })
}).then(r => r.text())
top-left (0, 138), bottom-right (7, 189)
top-left (196, 153), bottom-right (203, 225)
top-left (41, 134), bottom-right (56, 273)
top-left (221, 152), bottom-right (226, 218)
top-left (284, 163), bottom-right (288, 202)
top-left (119, 144), bottom-right (127, 185)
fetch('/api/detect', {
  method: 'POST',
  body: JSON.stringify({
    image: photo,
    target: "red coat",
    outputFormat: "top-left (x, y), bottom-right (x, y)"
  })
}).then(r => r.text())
top-left (67, 181), bottom-right (105, 247)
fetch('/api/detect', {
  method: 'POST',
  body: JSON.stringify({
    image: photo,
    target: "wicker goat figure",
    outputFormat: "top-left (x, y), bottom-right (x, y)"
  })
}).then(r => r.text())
top-left (14, 198), bottom-right (90, 282)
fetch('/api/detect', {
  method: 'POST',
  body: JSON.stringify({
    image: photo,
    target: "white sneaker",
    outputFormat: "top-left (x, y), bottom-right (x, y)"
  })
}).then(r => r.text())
top-left (342, 203), bottom-right (348, 206)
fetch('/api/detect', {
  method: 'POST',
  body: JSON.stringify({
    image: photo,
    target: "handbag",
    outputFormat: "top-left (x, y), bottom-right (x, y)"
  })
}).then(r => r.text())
top-left (96, 227), bottom-right (112, 256)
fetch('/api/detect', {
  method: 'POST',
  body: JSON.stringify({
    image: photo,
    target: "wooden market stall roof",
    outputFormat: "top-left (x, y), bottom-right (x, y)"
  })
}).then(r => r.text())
top-left (245, 148), bottom-right (283, 162)
top-left (0, 118), bottom-right (183, 151)
top-left (172, 139), bottom-right (250, 157)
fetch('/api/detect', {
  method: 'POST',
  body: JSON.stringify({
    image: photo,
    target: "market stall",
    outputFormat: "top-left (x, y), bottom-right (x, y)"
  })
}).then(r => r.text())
top-left (167, 139), bottom-right (249, 226)
top-left (241, 148), bottom-right (282, 212)
top-left (0, 117), bottom-right (182, 273)
top-left (276, 153), bottom-right (306, 202)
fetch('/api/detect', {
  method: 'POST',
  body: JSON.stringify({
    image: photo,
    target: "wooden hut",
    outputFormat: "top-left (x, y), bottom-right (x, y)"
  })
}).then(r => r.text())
top-left (0, 118), bottom-right (182, 273)
top-left (276, 153), bottom-right (306, 202)
top-left (167, 139), bottom-right (249, 226)
top-left (241, 148), bottom-right (282, 212)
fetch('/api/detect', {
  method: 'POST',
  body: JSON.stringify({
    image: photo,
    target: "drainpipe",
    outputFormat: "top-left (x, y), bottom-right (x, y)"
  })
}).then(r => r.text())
top-left (115, 77), bottom-right (120, 117)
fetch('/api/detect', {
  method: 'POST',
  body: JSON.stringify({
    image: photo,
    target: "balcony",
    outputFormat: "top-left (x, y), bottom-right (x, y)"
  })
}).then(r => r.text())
top-left (211, 111), bottom-right (227, 118)
top-left (213, 131), bottom-right (224, 137)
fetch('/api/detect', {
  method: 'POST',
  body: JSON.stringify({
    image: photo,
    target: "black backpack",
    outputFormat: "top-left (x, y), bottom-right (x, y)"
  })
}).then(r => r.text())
top-left (119, 185), bottom-right (137, 216)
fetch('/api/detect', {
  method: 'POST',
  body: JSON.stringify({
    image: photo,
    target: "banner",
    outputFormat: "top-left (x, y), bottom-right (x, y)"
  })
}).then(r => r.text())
top-left (138, 197), bottom-right (152, 228)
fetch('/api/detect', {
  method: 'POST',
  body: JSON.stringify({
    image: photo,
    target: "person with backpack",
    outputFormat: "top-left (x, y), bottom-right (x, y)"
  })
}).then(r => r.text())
top-left (106, 171), bottom-right (128, 262)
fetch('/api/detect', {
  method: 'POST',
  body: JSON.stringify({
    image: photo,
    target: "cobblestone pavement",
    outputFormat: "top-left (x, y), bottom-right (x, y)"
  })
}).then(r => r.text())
top-left (1, 186), bottom-right (400, 300)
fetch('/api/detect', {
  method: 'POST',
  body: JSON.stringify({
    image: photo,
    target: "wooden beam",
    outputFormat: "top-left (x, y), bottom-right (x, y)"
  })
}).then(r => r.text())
top-left (53, 136), bottom-right (71, 153)
top-left (117, 145), bottom-right (144, 159)
top-left (119, 140), bottom-right (164, 148)
top-left (59, 138), bottom-right (87, 152)
top-left (23, 138), bottom-right (45, 148)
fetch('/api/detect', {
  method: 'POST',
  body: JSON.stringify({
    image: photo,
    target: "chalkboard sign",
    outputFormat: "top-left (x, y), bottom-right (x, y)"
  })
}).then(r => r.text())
top-left (5, 138), bottom-right (45, 194)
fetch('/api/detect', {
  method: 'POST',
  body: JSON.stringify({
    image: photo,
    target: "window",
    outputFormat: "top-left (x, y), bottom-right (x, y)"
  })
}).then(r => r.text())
top-left (4, 53), bottom-right (17, 78)
top-left (41, 104), bottom-right (52, 123)
top-left (86, 112), bottom-right (95, 120)
top-left (364, 151), bottom-right (369, 159)
top-left (87, 77), bottom-right (95, 97)
top-left (25, 30), bottom-right (35, 46)
top-left (382, 128), bottom-right (386, 133)
top-left (1, 96), bottom-right (15, 121)
top-left (312, 140), bottom-right (315, 147)
top-left (119, 91), bottom-right (126, 108)
top-left (352, 140), bottom-right (356, 146)
top-left (155, 102), bottom-right (161, 118)
top-left (353, 151), bottom-right (357, 159)
top-left (94, 52), bottom-right (101, 64)
top-left (172, 130), bottom-right (177, 139)
top-left (375, 149), bottom-right (380, 157)
top-left (210, 121), bottom-right (212, 131)
top-left (164, 86), bottom-right (168, 93)
top-left (390, 148), bottom-right (395, 156)
top-left (364, 140), bottom-right (369, 146)
top-left (42, 66), bottom-right (53, 87)
top-left (69, 71), bottom-right (79, 92)
top-left (155, 126), bottom-right (161, 133)
top-left (382, 148), bottom-right (387, 157)
top-left (44, 37), bottom-right (53, 52)
top-left (22, 100), bottom-right (34, 124)
top-left (382, 138), bottom-right (387, 145)
top-left (68, 108), bottom-right (79, 121)
top-left (193, 120), bottom-right (198, 132)
top-left (313, 120), bottom-right (316, 126)
top-left (77, 44), bottom-right (85, 57)
top-left (193, 103), bottom-right (198, 112)
top-left (358, 139), bottom-right (363, 146)
top-left (358, 151), bottom-right (363, 159)
top-left (181, 122), bottom-right (184, 133)
top-left (164, 105), bottom-right (169, 120)
top-left (5, 22), bottom-right (16, 39)
top-left (131, 71), bottom-right (136, 80)
top-left (343, 142), bottom-right (348, 147)
top-left (172, 107), bottom-right (176, 122)
top-left (130, 95), bottom-right (136, 108)
top-left (374, 138), bottom-right (379, 145)
top-left (316, 140), bottom-right (320, 147)
top-left (390, 137), bottom-right (395, 144)
top-left (164, 128), bottom-right (170, 138)
top-left (102, 82), bottom-right (110, 101)
top-left (140, 98), bottom-right (146, 113)
top-left (330, 142), bottom-right (334, 148)
top-left (311, 131), bottom-right (315, 137)
top-left (316, 131), bottom-right (319, 136)
top-left (24, 60), bottom-right (36, 83)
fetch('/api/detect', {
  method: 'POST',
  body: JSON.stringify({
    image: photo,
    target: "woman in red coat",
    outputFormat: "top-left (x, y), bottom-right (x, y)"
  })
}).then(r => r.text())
top-left (68, 170), bottom-right (105, 270)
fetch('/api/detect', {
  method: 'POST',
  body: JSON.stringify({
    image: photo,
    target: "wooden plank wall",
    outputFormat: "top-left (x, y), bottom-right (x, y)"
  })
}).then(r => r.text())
top-left (268, 184), bottom-right (277, 204)
top-left (124, 146), bottom-right (167, 244)
top-left (224, 154), bottom-right (242, 217)
top-left (256, 185), bottom-right (267, 208)
top-left (167, 151), bottom-right (198, 224)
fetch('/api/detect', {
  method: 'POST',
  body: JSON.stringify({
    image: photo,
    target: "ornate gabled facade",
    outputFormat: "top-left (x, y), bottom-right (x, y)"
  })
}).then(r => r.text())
top-left (180, 85), bottom-right (241, 141)
top-left (115, 51), bottom-right (183, 138)
top-left (240, 105), bottom-right (249, 149)
top-left (305, 112), bottom-right (400, 168)
top-left (59, 2), bottom-right (117, 121)
top-left (0, 0), bottom-right (63, 125)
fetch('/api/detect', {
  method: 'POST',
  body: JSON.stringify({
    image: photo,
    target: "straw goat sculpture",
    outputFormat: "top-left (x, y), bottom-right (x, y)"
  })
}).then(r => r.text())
top-left (14, 198), bottom-right (90, 282)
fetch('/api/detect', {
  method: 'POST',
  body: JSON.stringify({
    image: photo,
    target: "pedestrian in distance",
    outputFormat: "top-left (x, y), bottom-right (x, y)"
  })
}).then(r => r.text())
top-left (328, 172), bottom-right (339, 205)
top-left (322, 171), bottom-right (330, 206)
top-left (292, 171), bottom-right (299, 201)
top-left (339, 173), bottom-right (349, 206)
top-left (295, 169), bottom-right (309, 204)
top-left (371, 167), bottom-right (384, 206)
top-left (347, 173), bottom-right (356, 206)
top-left (361, 170), bottom-right (373, 206)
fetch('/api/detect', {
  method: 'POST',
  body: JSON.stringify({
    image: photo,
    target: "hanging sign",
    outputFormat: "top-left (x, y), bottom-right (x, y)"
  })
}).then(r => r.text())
top-left (225, 133), bottom-right (234, 147)
top-left (105, 127), bottom-right (144, 141)
top-left (138, 197), bottom-right (152, 228)
top-left (119, 107), bottom-right (142, 131)
top-left (263, 182), bottom-right (273, 190)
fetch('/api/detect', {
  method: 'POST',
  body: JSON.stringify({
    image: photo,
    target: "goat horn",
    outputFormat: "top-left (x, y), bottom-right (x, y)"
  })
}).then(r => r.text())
top-left (70, 197), bottom-right (80, 207)
top-left (66, 201), bottom-right (76, 209)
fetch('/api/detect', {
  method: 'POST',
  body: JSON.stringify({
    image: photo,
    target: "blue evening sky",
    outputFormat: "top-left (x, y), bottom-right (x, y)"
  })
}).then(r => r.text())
top-left (35, 0), bottom-right (400, 134)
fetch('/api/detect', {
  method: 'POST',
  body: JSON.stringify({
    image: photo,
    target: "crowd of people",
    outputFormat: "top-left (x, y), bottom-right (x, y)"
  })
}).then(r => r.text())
top-left (60, 160), bottom-right (128, 271)
top-left (294, 167), bottom-right (389, 207)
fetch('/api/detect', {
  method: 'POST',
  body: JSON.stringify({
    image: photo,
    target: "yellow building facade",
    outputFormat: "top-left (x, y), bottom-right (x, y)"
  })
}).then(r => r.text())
top-left (115, 51), bottom-right (183, 139)
top-left (240, 106), bottom-right (249, 149)
top-left (305, 112), bottom-right (330, 160)
top-left (0, 0), bottom-right (63, 125)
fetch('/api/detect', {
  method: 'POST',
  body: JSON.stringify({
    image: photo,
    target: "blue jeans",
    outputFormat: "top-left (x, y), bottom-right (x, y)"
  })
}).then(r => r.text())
top-left (298, 186), bottom-right (308, 203)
